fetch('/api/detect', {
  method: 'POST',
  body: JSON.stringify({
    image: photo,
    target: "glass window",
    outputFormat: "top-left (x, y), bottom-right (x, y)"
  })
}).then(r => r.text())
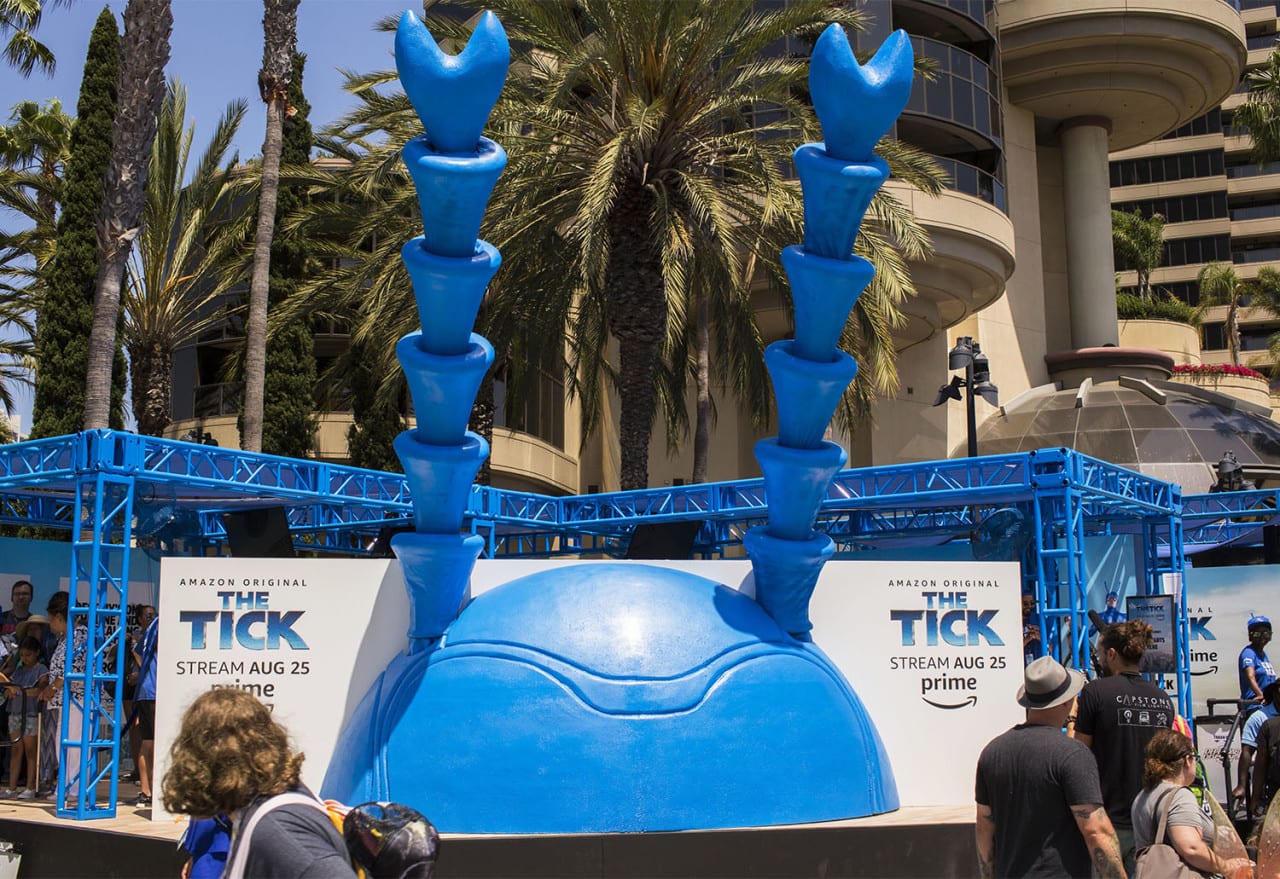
top-left (953, 81), bottom-right (974, 127)
top-left (975, 94), bottom-right (990, 134)
top-left (907, 78), bottom-right (926, 114)
top-left (925, 75), bottom-right (950, 119)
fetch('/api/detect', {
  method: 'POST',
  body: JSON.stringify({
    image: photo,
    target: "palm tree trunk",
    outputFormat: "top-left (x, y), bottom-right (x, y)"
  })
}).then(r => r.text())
top-left (241, 0), bottom-right (299, 453)
top-left (606, 183), bottom-right (666, 491)
top-left (692, 285), bottom-right (710, 484)
top-left (1229, 299), bottom-right (1241, 366)
top-left (241, 99), bottom-right (284, 452)
top-left (129, 340), bottom-right (170, 436)
top-left (83, 0), bottom-right (172, 430)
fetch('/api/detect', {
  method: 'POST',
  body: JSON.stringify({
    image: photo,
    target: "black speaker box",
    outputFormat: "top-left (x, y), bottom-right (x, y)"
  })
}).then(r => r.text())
top-left (221, 507), bottom-right (297, 558)
top-left (623, 520), bottom-right (703, 560)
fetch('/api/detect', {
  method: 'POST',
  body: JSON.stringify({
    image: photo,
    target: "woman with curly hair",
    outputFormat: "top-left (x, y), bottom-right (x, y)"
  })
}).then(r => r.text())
top-left (1072, 619), bottom-right (1176, 873)
top-left (162, 688), bottom-right (355, 879)
top-left (1133, 729), bottom-right (1252, 876)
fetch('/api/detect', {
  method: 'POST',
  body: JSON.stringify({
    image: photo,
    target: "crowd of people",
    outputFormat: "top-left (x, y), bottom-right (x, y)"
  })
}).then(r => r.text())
top-left (0, 579), bottom-right (160, 807)
top-left (0, 579), bottom-right (434, 877)
top-left (980, 606), bottom-right (1280, 878)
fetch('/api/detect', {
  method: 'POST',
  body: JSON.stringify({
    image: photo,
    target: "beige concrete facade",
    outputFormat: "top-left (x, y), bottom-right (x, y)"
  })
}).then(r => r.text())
top-left (1109, 0), bottom-right (1280, 410)
top-left (168, 1), bottom-right (1253, 489)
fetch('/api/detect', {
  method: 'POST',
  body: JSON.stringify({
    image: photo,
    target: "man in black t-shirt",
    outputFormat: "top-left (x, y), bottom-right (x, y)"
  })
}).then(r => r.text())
top-left (1250, 713), bottom-right (1280, 820)
top-left (1074, 620), bottom-right (1174, 874)
top-left (976, 656), bottom-right (1125, 878)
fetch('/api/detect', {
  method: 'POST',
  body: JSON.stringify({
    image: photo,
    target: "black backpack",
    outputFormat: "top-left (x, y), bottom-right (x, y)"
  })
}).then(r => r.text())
top-left (343, 802), bottom-right (440, 879)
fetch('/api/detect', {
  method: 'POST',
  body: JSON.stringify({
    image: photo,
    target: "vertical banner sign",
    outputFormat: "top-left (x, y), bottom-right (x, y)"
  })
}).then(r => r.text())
top-left (1183, 564), bottom-right (1280, 715)
top-left (1128, 594), bottom-right (1177, 674)
top-left (152, 558), bottom-right (409, 822)
top-left (808, 559), bottom-right (1024, 806)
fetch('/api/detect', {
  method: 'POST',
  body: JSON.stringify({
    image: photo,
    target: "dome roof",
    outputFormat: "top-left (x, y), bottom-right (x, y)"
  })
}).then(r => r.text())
top-left (976, 378), bottom-right (1280, 493)
top-left (323, 563), bottom-right (897, 833)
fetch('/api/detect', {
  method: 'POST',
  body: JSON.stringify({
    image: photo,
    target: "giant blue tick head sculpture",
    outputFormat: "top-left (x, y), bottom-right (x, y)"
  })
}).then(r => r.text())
top-left (323, 13), bottom-right (914, 833)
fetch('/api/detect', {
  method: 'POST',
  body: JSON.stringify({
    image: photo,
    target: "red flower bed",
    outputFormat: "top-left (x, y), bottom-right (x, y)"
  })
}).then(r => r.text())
top-left (1172, 364), bottom-right (1268, 379)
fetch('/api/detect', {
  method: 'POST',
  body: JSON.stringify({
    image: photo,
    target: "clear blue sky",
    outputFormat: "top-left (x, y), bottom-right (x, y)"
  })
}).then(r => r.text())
top-left (3, 0), bottom-right (415, 161)
top-left (0, 0), bottom-right (422, 432)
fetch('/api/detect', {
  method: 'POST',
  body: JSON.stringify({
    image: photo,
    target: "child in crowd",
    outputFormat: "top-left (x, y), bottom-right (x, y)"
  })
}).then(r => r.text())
top-left (180, 815), bottom-right (232, 879)
top-left (0, 637), bottom-right (48, 799)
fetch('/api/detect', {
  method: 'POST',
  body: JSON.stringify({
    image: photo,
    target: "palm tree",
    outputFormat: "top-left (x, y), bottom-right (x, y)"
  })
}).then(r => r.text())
top-left (82, 0), bottom-right (171, 430)
top-left (287, 0), bottom-right (942, 489)
top-left (1233, 48), bottom-right (1280, 165)
top-left (0, 288), bottom-right (34, 414)
top-left (0, 98), bottom-right (74, 310)
top-left (124, 81), bottom-right (249, 436)
top-left (1112, 208), bottom-right (1165, 302)
top-left (240, 0), bottom-right (300, 453)
top-left (0, 0), bottom-right (70, 77)
top-left (1196, 263), bottom-right (1280, 366)
top-left (0, 99), bottom-right (73, 222)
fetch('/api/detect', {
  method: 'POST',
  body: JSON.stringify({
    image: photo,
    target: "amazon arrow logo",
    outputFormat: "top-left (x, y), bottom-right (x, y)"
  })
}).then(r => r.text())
top-left (1190, 666), bottom-right (1219, 676)
top-left (923, 695), bottom-right (978, 710)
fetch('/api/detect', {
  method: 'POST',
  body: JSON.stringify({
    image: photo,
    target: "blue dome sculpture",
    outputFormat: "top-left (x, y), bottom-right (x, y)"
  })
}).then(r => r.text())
top-left (323, 563), bottom-right (897, 832)
top-left (323, 11), bottom-right (915, 834)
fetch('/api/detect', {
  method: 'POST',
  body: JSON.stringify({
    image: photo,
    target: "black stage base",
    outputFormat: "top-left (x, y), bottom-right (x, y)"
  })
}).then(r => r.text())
top-left (0, 817), bottom-right (186, 878)
top-left (0, 810), bottom-right (976, 878)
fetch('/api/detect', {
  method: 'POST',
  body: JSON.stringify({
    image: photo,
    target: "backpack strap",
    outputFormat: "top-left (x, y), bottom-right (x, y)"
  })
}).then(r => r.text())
top-left (224, 791), bottom-right (328, 879)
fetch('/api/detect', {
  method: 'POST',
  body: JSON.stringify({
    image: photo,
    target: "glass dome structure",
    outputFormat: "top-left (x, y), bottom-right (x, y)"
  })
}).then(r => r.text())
top-left (976, 379), bottom-right (1280, 494)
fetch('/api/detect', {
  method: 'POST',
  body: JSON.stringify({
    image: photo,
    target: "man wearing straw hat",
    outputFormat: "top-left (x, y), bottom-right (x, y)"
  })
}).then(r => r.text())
top-left (975, 656), bottom-right (1126, 878)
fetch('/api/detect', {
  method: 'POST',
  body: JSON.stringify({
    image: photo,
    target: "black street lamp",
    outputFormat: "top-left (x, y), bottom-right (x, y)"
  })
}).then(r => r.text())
top-left (932, 336), bottom-right (999, 457)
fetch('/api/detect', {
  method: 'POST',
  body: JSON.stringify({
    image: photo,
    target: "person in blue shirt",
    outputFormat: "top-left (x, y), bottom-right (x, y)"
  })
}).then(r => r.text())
top-left (180, 815), bottom-right (231, 879)
top-left (1241, 616), bottom-right (1277, 704)
top-left (132, 614), bottom-right (158, 808)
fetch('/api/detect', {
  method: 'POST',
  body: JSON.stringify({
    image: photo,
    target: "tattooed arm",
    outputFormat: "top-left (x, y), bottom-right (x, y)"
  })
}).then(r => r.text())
top-left (1071, 803), bottom-right (1126, 879)
top-left (975, 803), bottom-right (996, 879)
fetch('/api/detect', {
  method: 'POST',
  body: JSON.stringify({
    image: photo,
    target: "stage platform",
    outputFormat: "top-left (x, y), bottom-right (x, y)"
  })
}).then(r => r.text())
top-left (0, 799), bottom-right (976, 878)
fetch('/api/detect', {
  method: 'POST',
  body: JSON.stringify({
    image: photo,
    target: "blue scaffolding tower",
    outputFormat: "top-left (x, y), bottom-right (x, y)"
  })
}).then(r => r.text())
top-left (0, 430), bottom-right (1190, 818)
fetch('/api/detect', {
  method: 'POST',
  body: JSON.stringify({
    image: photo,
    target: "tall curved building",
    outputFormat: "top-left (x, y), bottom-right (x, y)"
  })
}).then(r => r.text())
top-left (165, 1), bottom-right (1246, 490)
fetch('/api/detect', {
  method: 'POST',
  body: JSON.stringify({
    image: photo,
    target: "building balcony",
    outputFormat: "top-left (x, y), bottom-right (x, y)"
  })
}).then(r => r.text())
top-left (1232, 214), bottom-right (1280, 237)
top-left (999, 0), bottom-right (1246, 150)
top-left (164, 414), bottom-right (580, 495)
top-left (1242, 0), bottom-right (1276, 25)
top-left (1111, 178), bottom-right (1230, 202)
top-left (883, 175), bottom-right (1016, 347)
top-left (1229, 172), bottom-right (1280, 196)
top-left (1164, 217), bottom-right (1233, 238)
top-left (909, 0), bottom-right (995, 32)
top-left (902, 36), bottom-right (1002, 150)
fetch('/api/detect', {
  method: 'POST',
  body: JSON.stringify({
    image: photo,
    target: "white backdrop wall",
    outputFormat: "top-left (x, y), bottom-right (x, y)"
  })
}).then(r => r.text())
top-left (154, 557), bottom-right (1024, 821)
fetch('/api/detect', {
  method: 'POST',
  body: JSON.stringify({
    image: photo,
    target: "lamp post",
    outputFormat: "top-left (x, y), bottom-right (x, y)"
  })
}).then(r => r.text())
top-left (932, 336), bottom-right (999, 457)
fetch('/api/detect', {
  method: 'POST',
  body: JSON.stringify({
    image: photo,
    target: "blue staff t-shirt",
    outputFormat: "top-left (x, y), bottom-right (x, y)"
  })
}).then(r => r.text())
top-left (1240, 645), bottom-right (1276, 701)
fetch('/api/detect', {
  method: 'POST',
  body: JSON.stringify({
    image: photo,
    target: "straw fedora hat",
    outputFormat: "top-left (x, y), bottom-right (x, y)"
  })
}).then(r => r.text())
top-left (14, 615), bottom-right (48, 643)
top-left (1017, 656), bottom-right (1086, 709)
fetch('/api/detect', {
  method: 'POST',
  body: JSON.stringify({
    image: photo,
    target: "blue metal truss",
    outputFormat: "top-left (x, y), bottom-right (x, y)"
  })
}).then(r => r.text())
top-left (0, 432), bottom-right (1196, 816)
top-left (1174, 489), bottom-right (1280, 550)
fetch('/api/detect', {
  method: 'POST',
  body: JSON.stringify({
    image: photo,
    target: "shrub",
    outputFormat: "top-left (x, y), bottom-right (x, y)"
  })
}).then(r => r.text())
top-left (1172, 364), bottom-right (1268, 380)
top-left (1116, 291), bottom-right (1199, 324)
